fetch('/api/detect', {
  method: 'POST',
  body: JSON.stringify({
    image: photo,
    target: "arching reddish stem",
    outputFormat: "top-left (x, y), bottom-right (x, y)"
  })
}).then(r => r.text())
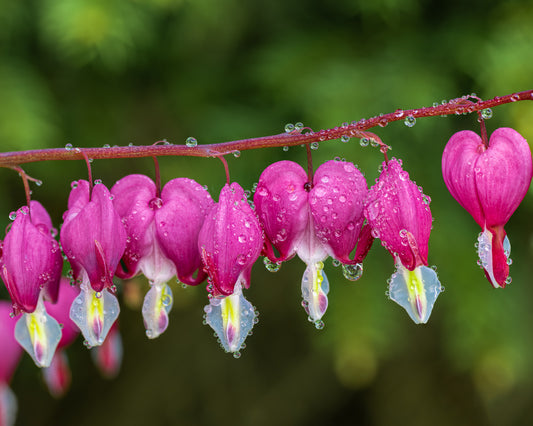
top-left (0, 90), bottom-right (530, 167)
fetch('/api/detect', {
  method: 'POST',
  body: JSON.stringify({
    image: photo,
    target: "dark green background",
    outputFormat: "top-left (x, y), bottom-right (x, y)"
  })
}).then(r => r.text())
top-left (1, 0), bottom-right (532, 425)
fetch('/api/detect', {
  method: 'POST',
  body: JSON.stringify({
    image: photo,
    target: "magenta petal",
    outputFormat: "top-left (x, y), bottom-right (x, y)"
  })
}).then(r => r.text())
top-left (442, 130), bottom-right (491, 227)
top-left (365, 159), bottom-right (432, 270)
top-left (111, 175), bottom-right (157, 278)
top-left (45, 278), bottom-right (80, 348)
top-left (254, 161), bottom-right (309, 262)
top-left (61, 181), bottom-right (126, 292)
top-left (0, 301), bottom-right (22, 384)
top-left (443, 128), bottom-right (532, 228)
top-left (157, 178), bottom-right (214, 285)
top-left (199, 183), bottom-right (262, 296)
top-left (475, 128), bottom-right (532, 227)
top-left (1, 205), bottom-right (62, 313)
top-left (310, 160), bottom-right (368, 263)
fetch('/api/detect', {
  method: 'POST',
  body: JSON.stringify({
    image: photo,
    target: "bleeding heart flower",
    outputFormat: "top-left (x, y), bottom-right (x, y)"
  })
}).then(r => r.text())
top-left (365, 158), bottom-right (443, 324)
top-left (199, 182), bottom-right (262, 355)
top-left (111, 174), bottom-right (214, 339)
top-left (0, 300), bottom-right (22, 426)
top-left (254, 160), bottom-right (373, 327)
top-left (61, 180), bottom-right (126, 347)
top-left (442, 127), bottom-right (532, 288)
top-left (43, 278), bottom-right (80, 397)
top-left (91, 322), bottom-right (123, 379)
top-left (1, 202), bottom-right (63, 367)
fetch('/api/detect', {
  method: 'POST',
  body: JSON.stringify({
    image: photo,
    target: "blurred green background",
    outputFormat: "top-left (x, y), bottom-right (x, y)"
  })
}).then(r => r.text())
top-left (1, 0), bottom-right (532, 425)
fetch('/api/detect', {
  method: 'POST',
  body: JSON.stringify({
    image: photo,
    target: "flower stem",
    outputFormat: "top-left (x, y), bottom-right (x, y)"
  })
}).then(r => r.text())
top-left (0, 90), bottom-right (530, 167)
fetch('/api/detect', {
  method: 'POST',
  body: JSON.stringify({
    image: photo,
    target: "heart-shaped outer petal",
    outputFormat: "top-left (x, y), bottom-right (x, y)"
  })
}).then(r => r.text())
top-left (443, 128), bottom-right (532, 228)
top-left (254, 161), bottom-right (309, 262)
top-left (0, 301), bottom-right (22, 384)
top-left (1, 204), bottom-right (63, 313)
top-left (45, 278), bottom-right (80, 349)
top-left (310, 160), bottom-right (368, 264)
top-left (477, 128), bottom-right (532, 225)
top-left (60, 181), bottom-right (127, 292)
top-left (199, 183), bottom-right (262, 296)
top-left (111, 174), bottom-right (157, 279)
top-left (365, 159), bottom-right (432, 270)
top-left (157, 178), bottom-right (214, 285)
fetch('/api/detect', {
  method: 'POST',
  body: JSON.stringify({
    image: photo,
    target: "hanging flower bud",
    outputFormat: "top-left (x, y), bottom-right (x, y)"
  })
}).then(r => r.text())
top-left (199, 183), bottom-right (262, 356)
top-left (1, 202), bottom-right (63, 367)
top-left (254, 160), bottom-right (372, 328)
top-left (111, 175), bottom-right (213, 339)
top-left (43, 278), bottom-right (80, 398)
top-left (365, 158), bottom-right (443, 324)
top-left (0, 301), bottom-right (22, 426)
top-left (60, 180), bottom-right (126, 347)
top-left (91, 323), bottom-right (123, 379)
top-left (442, 128), bottom-right (532, 288)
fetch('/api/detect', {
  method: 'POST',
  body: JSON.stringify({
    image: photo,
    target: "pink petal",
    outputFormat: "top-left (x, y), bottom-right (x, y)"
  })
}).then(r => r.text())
top-left (111, 175), bottom-right (157, 279)
top-left (476, 128), bottom-right (533, 227)
top-left (365, 159), bottom-right (432, 270)
top-left (60, 182), bottom-right (126, 292)
top-left (310, 160), bottom-right (368, 264)
top-left (199, 183), bottom-right (262, 296)
top-left (1, 205), bottom-right (62, 313)
top-left (0, 301), bottom-right (22, 383)
top-left (157, 178), bottom-right (214, 285)
top-left (253, 161), bottom-right (309, 262)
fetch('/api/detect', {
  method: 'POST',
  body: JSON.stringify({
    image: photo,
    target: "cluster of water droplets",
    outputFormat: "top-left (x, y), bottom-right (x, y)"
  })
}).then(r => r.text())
top-left (476, 229), bottom-right (512, 287)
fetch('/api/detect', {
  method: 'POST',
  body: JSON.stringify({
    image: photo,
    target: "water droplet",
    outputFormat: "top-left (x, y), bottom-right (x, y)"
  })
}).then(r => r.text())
top-left (310, 142), bottom-right (319, 150)
top-left (342, 263), bottom-right (363, 281)
top-left (285, 123), bottom-right (295, 133)
top-left (505, 276), bottom-right (512, 285)
top-left (331, 259), bottom-right (341, 267)
top-left (94, 179), bottom-right (102, 185)
top-left (481, 108), bottom-right (493, 119)
top-left (314, 320), bottom-right (325, 330)
top-left (341, 135), bottom-right (350, 143)
top-left (8, 211), bottom-right (17, 220)
top-left (233, 351), bottom-right (242, 359)
top-left (71, 181), bottom-right (78, 189)
top-left (263, 257), bottom-right (281, 272)
top-left (103, 144), bottom-right (111, 148)
top-left (283, 146), bottom-right (289, 152)
top-left (360, 138), bottom-right (370, 147)
top-left (65, 143), bottom-right (73, 151)
top-left (295, 122), bottom-right (304, 131)
top-left (233, 150), bottom-right (241, 158)
top-left (404, 116), bottom-right (416, 127)
top-left (185, 137), bottom-right (197, 147)
top-left (370, 139), bottom-right (379, 148)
